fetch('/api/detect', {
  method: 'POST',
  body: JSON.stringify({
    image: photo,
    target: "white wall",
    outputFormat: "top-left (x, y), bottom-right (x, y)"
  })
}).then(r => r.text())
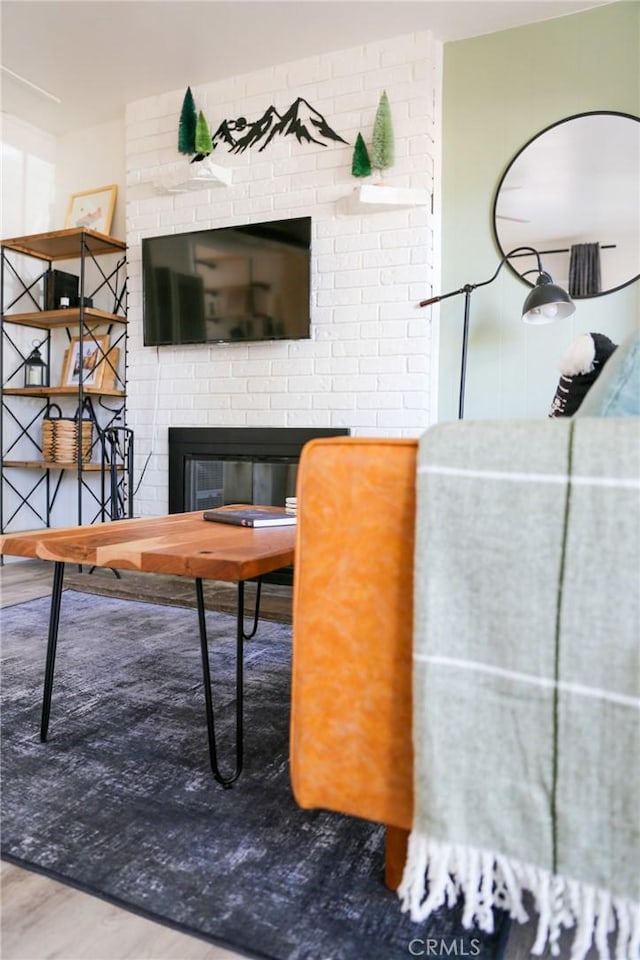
top-left (0, 114), bottom-right (126, 238)
top-left (1, 114), bottom-right (56, 238)
top-left (54, 119), bottom-right (126, 239)
top-left (125, 32), bottom-right (442, 517)
top-left (1, 116), bottom-right (57, 532)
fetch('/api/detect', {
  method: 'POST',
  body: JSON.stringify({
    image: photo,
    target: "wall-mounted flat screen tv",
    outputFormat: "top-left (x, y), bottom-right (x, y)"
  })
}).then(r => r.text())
top-left (141, 216), bottom-right (312, 346)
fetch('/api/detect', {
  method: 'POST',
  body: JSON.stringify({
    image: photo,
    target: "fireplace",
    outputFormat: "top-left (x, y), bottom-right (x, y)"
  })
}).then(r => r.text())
top-left (168, 427), bottom-right (349, 583)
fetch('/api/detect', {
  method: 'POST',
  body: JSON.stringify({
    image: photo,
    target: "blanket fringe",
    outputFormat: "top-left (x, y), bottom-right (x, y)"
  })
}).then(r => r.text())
top-left (397, 834), bottom-right (640, 960)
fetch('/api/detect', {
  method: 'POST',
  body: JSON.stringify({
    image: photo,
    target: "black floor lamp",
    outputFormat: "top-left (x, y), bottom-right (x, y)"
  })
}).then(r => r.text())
top-left (420, 246), bottom-right (575, 419)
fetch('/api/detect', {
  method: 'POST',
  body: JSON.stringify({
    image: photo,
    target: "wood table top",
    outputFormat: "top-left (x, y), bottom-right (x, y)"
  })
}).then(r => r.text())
top-left (0, 510), bottom-right (296, 582)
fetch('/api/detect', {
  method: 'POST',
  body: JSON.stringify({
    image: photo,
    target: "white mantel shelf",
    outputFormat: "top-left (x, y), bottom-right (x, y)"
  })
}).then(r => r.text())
top-left (351, 183), bottom-right (430, 211)
top-left (144, 157), bottom-right (233, 194)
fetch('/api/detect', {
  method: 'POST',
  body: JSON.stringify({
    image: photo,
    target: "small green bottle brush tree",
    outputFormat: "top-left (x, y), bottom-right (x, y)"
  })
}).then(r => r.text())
top-left (352, 133), bottom-right (371, 177)
top-left (178, 87), bottom-right (197, 155)
top-left (371, 91), bottom-right (394, 176)
top-left (195, 111), bottom-right (212, 156)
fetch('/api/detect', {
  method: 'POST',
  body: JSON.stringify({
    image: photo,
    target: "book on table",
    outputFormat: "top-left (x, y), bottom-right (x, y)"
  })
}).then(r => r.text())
top-left (202, 506), bottom-right (297, 528)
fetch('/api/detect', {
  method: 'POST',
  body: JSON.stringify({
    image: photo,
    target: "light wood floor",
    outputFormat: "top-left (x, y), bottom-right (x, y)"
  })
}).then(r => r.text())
top-left (0, 559), bottom-right (247, 960)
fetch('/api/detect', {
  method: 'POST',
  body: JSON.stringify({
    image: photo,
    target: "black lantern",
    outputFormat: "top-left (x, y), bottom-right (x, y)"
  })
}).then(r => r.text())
top-left (24, 342), bottom-right (48, 388)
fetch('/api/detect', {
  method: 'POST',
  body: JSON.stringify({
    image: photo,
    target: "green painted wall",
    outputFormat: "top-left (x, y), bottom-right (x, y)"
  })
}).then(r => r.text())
top-left (439, 2), bottom-right (639, 421)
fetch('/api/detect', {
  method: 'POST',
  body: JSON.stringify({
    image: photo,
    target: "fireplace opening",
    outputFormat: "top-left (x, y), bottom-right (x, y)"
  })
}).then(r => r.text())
top-left (185, 458), bottom-right (298, 514)
top-left (169, 427), bottom-right (349, 584)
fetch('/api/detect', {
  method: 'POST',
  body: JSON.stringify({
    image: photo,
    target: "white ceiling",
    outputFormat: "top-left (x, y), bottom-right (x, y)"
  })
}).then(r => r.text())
top-left (0, 0), bottom-right (612, 137)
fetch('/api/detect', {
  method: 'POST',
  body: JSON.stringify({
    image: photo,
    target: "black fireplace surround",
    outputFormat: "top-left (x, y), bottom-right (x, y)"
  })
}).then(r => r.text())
top-left (168, 427), bottom-right (349, 583)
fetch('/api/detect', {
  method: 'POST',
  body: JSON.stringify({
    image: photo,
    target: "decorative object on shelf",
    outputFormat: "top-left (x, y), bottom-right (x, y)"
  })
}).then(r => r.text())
top-left (209, 97), bottom-right (348, 154)
top-left (348, 92), bottom-right (398, 191)
top-left (61, 334), bottom-right (110, 389)
top-left (44, 269), bottom-right (79, 310)
top-left (351, 133), bottom-right (372, 178)
top-left (41, 403), bottom-right (93, 464)
top-left (60, 344), bottom-right (120, 393)
top-left (24, 341), bottom-right (48, 387)
top-left (100, 346), bottom-right (120, 391)
top-left (195, 110), bottom-right (212, 156)
top-left (371, 91), bottom-right (394, 175)
top-left (178, 86), bottom-right (198, 155)
top-left (419, 246), bottom-right (575, 420)
top-left (64, 185), bottom-right (117, 236)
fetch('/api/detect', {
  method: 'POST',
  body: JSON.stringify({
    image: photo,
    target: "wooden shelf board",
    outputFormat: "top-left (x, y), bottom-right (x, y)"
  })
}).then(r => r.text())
top-left (2, 307), bottom-right (127, 329)
top-left (3, 460), bottom-right (122, 471)
top-left (1, 228), bottom-right (126, 261)
top-left (3, 386), bottom-right (125, 398)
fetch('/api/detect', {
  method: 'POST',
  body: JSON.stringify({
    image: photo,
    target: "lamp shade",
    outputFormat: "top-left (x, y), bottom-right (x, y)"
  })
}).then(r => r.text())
top-left (522, 273), bottom-right (575, 324)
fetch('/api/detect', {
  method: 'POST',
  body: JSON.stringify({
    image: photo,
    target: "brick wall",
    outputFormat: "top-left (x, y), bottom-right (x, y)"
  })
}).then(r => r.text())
top-left (125, 31), bottom-right (441, 515)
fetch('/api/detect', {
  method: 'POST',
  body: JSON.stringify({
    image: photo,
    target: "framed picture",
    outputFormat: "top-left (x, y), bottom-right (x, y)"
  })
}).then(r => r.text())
top-left (100, 346), bottom-right (121, 391)
top-left (61, 335), bottom-right (110, 389)
top-left (64, 185), bottom-right (117, 235)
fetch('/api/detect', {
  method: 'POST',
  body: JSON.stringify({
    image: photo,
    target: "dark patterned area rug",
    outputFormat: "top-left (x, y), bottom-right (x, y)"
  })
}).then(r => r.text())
top-left (1, 593), bottom-right (510, 960)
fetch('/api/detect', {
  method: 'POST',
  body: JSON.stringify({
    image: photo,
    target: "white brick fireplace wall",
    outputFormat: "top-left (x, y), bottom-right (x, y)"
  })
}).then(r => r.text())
top-left (125, 31), bottom-right (442, 516)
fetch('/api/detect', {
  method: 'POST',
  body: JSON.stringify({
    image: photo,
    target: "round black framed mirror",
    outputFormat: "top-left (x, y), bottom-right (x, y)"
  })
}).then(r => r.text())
top-left (492, 111), bottom-right (640, 299)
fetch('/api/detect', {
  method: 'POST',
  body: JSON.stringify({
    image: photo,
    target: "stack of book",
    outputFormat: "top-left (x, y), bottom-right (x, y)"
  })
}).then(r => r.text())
top-left (285, 497), bottom-right (297, 516)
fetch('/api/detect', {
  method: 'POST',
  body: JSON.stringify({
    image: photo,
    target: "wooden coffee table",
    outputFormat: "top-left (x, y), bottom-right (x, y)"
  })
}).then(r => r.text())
top-left (0, 509), bottom-right (296, 786)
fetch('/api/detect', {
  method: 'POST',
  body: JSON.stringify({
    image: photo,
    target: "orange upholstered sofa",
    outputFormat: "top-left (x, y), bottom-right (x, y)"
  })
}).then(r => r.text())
top-left (289, 436), bottom-right (417, 888)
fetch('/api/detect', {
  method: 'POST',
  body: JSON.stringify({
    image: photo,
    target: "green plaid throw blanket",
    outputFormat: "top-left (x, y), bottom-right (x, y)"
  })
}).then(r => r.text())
top-left (399, 418), bottom-right (640, 959)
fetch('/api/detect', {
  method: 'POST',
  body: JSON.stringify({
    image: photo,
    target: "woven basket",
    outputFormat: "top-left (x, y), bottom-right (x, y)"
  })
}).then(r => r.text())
top-left (42, 404), bottom-right (93, 464)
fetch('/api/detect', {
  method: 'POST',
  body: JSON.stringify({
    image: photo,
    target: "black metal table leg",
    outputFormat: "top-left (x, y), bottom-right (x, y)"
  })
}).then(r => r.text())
top-left (40, 561), bottom-right (65, 742)
top-left (37, 567), bottom-right (262, 784)
top-left (242, 577), bottom-right (262, 640)
top-left (196, 577), bottom-right (247, 787)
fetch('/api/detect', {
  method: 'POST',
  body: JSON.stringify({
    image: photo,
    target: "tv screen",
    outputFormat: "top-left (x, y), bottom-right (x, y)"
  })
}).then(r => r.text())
top-left (142, 217), bottom-right (312, 346)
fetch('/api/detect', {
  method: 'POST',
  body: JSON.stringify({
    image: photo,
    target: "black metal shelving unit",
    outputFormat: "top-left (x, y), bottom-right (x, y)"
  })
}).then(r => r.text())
top-left (1, 228), bottom-right (132, 535)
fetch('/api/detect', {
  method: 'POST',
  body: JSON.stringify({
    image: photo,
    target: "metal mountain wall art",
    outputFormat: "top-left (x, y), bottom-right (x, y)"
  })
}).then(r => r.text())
top-left (214, 97), bottom-right (348, 153)
top-left (179, 87), bottom-right (348, 160)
